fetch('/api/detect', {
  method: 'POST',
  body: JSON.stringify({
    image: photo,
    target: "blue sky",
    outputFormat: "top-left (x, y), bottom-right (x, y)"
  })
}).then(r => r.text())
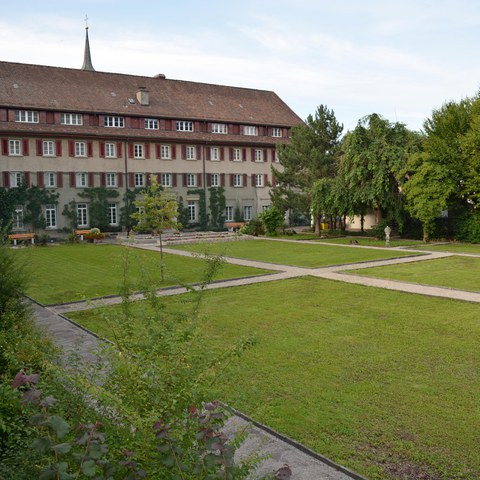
top-left (2, 0), bottom-right (480, 132)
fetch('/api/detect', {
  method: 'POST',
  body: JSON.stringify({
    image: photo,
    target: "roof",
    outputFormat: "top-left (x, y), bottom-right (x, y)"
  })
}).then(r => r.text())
top-left (0, 61), bottom-right (302, 127)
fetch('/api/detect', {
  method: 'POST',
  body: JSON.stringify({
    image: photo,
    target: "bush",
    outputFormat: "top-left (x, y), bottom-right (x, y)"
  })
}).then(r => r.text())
top-left (240, 218), bottom-right (265, 236)
top-left (455, 210), bottom-right (480, 243)
top-left (259, 206), bottom-right (285, 236)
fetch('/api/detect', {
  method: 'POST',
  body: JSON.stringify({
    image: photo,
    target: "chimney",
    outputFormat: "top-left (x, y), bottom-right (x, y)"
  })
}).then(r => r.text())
top-left (136, 87), bottom-right (149, 106)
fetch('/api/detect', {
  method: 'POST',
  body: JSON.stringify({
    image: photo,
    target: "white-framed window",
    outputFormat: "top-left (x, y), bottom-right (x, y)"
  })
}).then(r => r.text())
top-left (274, 150), bottom-right (280, 163)
top-left (135, 173), bottom-right (145, 187)
top-left (134, 144), bottom-right (144, 159)
top-left (106, 173), bottom-right (117, 187)
top-left (145, 118), bottom-right (158, 129)
top-left (186, 146), bottom-right (196, 160)
top-left (187, 174), bottom-right (197, 187)
top-left (9, 140), bottom-right (22, 156)
top-left (161, 173), bottom-right (172, 187)
top-left (108, 203), bottom-right (118, 226)
top-left (210, 147), bottom-right (219, 161)
top-left (77, 203), bottom-right (88, 227)
top-left (45, 172), bottom-right (56, 188)
top-left (161, 145), bottom-right (171, 160)
top-left (45, 204), bottom-right (57, 228)
top-left (254, 149), bottom-right (263, 162)
top-left (76, 172), bottom-right (88, 188)
top-left (60, 113), bottom-right (83, 125)
top-left (188, 201), bottom-right (196, 222)
top-left (212, 123), bottom-right (227, 134)
top-left (211, 173), bottom-right (220, 187)
top-left (13, 205), bottom-right (24, 229)
top-left (10, 172), bottom-right (23, 187)
top-left (15, 110), bottom-right (38, 123)
top-left (43, 140), bottom-right (55, 156)
top-left (244, 206), bottom-right (252, 221)
top-left (104, 116), bottom-right (124, 128)
top-left (75, 141), bottom-right (86, 157)
top-left (232, 148), bottom-right (241, 161)
top-left (262, 205), bottom-right (270, 211)
top-left (272, 127), bottom-right (282, 138)
top-left (233, 174), bottom-right (243, 187)
top-left (176, 120), bottom-right (193, 132)
top-left (255, 174), bottom-right (264, 187)
top-left (105, 143), bottom-right (117, 158)
top-left (243, 125), bottom-right (257, 136)
top-left (225, 206), bottom-right (233, 222)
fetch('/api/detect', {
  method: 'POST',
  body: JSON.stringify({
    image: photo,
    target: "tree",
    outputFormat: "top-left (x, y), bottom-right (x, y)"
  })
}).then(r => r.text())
top-left (208, 187), bottom-right (226, 230)
top-left (78, 187), bottom-right (119, 231)
top-left (0, 186), bottom-right (26, 231)
top-left (131, 176), bottom-right (180, 281)
top-left (258, 206), bottom-right (284, 236)
top-left (23, 186), bottom-right (59, 232)
top-left (271, 105), bottom-right (343, 233)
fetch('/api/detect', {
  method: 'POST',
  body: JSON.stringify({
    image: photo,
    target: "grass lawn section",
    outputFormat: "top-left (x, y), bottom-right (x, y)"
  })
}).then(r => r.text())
top-left (15, 244), bottom-right (272, 304)
top-left (170, 239), bottom-right (419, 267)
top-left (276, 234), bottom-right (423, 248)
top-left (349, 256), bottom-right (480, 292)
top-left (69, 277), bottom-right (480, 479)
top-left (414, 242), bottom-right (480, 255)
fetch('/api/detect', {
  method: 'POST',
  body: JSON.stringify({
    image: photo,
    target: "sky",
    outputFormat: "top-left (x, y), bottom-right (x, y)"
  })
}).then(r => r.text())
top-left (2, 0), bottom-right (480, 133)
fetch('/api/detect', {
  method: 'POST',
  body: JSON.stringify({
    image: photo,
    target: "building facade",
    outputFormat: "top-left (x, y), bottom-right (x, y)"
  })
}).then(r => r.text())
top-left (0, 49), bottom-right (301, 234)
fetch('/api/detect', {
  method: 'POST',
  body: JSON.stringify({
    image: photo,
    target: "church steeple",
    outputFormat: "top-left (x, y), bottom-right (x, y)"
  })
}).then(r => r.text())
top-left (81, 16), bottom-right (95, 71)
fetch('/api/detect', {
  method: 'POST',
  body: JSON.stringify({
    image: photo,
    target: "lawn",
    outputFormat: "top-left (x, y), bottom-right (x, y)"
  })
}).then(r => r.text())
top-left (69, 277), bottom-right (480, 480)
top-left (170, 239), bottom-right (420, 267)
top-left (348, 256), bottom-right (480, 292)
top-left (15, 244), bottom-right (272, 304)
top-left (315, 237), bottom-right (424, 248)
top-left (413, 242), bottom-right (480, 255)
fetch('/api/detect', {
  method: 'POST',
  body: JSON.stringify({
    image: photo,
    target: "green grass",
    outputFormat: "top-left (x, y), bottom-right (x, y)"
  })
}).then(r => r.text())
top-left (69, 277), bottom-right (480, 480)
top-left (15, 244), bottom-right (272, 304)
top-left (348, 256), bottom-right (480, 292)
top-left (413, 242), bottom-right (480, 255)
top-left (170, 239), bottom-right (420, 267)
top-left (314, 237), bottom-right (424, 248)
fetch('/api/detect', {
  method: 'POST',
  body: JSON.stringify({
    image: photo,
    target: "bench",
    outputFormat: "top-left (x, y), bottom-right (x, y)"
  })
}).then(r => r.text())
top-left (225, 222), bottom-right (245, 232)
top-left (8, 233), bottom-right (35, 246)
top-left (74, 229), bottom-right (91, 241)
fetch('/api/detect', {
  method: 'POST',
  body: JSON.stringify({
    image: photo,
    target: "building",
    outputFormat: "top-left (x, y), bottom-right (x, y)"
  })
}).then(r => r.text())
top-left (0, 29), bottom-right (302, 235)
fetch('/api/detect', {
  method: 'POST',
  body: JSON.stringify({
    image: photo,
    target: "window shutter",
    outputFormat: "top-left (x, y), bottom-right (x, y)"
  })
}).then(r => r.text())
top-left (99, 142), bottom-right (105, 158)
top-left (196, 146), bottom-right (202, 160)
top-left (220, 147), bottom-right (225, 161)
top-left (242, 148), bottom-right (246, 161)
top-left (69, 141), bottom-right (75, 157)
top-left (129, 173), bottom-right (135, 187)
top-left (23, 139), bottom-right (29, 156)
top-left (146, 173), bottom-right (152, 186)
top-left (69, 172), bottom-right (75, 187)
top-left (57, 172), bottom-right (63, 188)
top-left (128, 143), bottom-right (134, 158)
top-left (251, 175), bottom-right (255, 187)
top-left (271, 148), bottom-right (276, 162)
top-left (155, 144), bottom-right (161, 159)
top-left (194, 121), bottom-right (201, 132)
top-left (207, 122), bottom-right (212, 132)
top-left (232, 124), bottom-right (240, 135)
top-left (56, 140), bottom-right (62, 156)
top-left (220, 174), bottom-right (225, 187)
top-left (3, 171), bottom-right (10, 188)
top-left (258, 126), bottom-right (264, 136)
top-left (251, 148), bottom-right (255, 162)
top-left (206, 148), bottom-right (211, 161)
top-left (46, 112), bottom-right (54, 124)
top-left (197, 173), bottom-right (202, 187)
top-left (36, 140), bottom-right (43, 156)
top-left (206, 174), bottom-right (211, 187)
top-left (264, 174), bottom-right (268, 186)
top-left (24, 171), bottom-right (31, 187)
top-left (159, 119), bottom-right (165, 130)
top-left (88, 172), bottom-right (94, 187)
top-left (145, 144), bottom-right (151, 159)
top-left (243, 174), bottom-right (247, 187)
top-left (165, 119), bottom-right (172, 130)
top-left (1, 139), bottom-right (8, 156)
top-left (181, 145), bottom-right (186, 159)
top-left (100, 173), bottom-right (106, 187)
top-left (263, 149), bottom-right (267, 162)
top-left (230, 174), bottom-right (234, 187)
top-left (171, 145), bottom-right (176, 159)
top-left (37, 172), bottom-right (44, 187)
top-left (87, 142), bottom-right (93, 157)
top-left (116, 142), bottom-right (122, 158)
top-left (183, 174), bottom-right (187, 187)
top-left (229, 147), bottom-right (234, 161)
top-left (172, 173), bottom-right (177, 187)
top-left (118, 173), bottom-right (123, 187)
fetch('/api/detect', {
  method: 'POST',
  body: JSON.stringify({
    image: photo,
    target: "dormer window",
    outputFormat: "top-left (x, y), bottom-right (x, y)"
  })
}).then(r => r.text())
top-left (272, 127), bottom-right (282, 138)
top-left (176, 121), bottom-right (193, 132)
top-left (15, 110), bottom-right (38, 123)
top-left (243, 125), bottom-right (257, 136)
top-left (104, 116), bottom-right (124, 128)
top-left (145, 118), bottom-right (159, 129)
top-left (212, 123), bottom-right (227, 134)
top-left (60, 113), bottom-right (83, 125)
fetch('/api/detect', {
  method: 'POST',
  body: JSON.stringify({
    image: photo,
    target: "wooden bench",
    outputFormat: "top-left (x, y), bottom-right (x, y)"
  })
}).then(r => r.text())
top-left (8, 233), bottom-right (35, 246)
top-left (225, 222), bottom-right (245, 232)
top-left (74, 229), bottom-right (91, 241)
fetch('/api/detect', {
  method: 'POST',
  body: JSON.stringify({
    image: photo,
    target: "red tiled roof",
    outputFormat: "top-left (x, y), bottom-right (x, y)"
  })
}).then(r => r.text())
top-left (0, 61), bottom-right (302, 127)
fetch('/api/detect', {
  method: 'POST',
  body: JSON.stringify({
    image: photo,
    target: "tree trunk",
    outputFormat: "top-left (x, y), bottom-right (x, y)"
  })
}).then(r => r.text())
top-left (314, 215), bottom-right (321, 235)
top-left (159, 233), bottom-right (165, 281)
top-left (422, 224), bottom-right (429, 243)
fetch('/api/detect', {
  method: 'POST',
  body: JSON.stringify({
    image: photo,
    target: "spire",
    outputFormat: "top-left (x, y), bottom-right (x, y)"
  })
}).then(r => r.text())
top-left (81, 15), bottom-right (95, 71)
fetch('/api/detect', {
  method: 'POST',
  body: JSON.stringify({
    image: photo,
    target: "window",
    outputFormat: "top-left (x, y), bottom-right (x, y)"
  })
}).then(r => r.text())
top-left (244, 206), bottom-right (252, 221)
top-left (161, 145), bottom-right (171, 160)
top-left (45, 204), bottom-right (57, 228)
top-left (272, 127), bottom-right (282, 138)
top-left (176, 121), bottom-right (193, 132)
top-left (243, 125), bottom-right (257, 136)
top-left (13, 205), bottom-right (24, 229)
top-left (187, 174), bottom-right (197, 187)
top-left (262, 205), bottom-right (270, 211)
top-left (212, 123), bottom-right (227, 134)
top-left (274, 150), bottom-right (280, 163)
top-left (211, 173), bottom-right (220, 187)
top-left (232, 148), bottom-right (241, 161)
top-left (77, 203), bottom-right (88, 227)
top-left (104, 116), bottom-right (124, 128)
top-left (76, 172), bottom-right (88, 188)
top-left (60, 113), bottom-right (83, 125)
top-left (10, 172), bottom-right (23, 187)
top-left (161, 173), bottom-right (172, 187)
top-left (145, 118), bottom-right (159, 129)
top-left (210, 147), bottom-right (219, 161)
top-left (105, 143), bottom-right (117, 158)
top-left (225, 206), bottom-right (233, 222)
top-left (254, 149), bottom-right (263, 162)
top-left (45, 172), bottom-right (56, 188)
top-left (187, 201), bottom-right (196, 222)
top-left (15, 110), bottom-right (38, 123)
top-left (255, 174), bottom-right (264, 187)
top-left (9, 140), bottom-right (21, 156)
top-left (135, 173), bottom-right (145, 187)
top-left (186, 146), bottom-right (196, 160)
top-left (134, 144), bottom-right (144, 158)
top-left (233, 174), bottom-right (243, 187)
top-left (108, 203), bottom-right (118, 226)
top-left (75, 141), bottom-right (86, 157)
top-left (43, 141), bottom-right (55, 156)
top-left (106, 173), bottom-right (117, 187)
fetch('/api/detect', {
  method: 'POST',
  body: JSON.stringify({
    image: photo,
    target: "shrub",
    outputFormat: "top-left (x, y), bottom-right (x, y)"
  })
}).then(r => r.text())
top-left (240, 218), bottom-right (265, 236)
top-left (455, 210), bottom-right (480, 243)
top-left (259, 206), bottom-right (285, 236)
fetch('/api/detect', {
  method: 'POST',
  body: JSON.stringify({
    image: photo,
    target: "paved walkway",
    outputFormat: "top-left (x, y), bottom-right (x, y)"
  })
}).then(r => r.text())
top-left (31, 240), bottom-right (480, 479)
